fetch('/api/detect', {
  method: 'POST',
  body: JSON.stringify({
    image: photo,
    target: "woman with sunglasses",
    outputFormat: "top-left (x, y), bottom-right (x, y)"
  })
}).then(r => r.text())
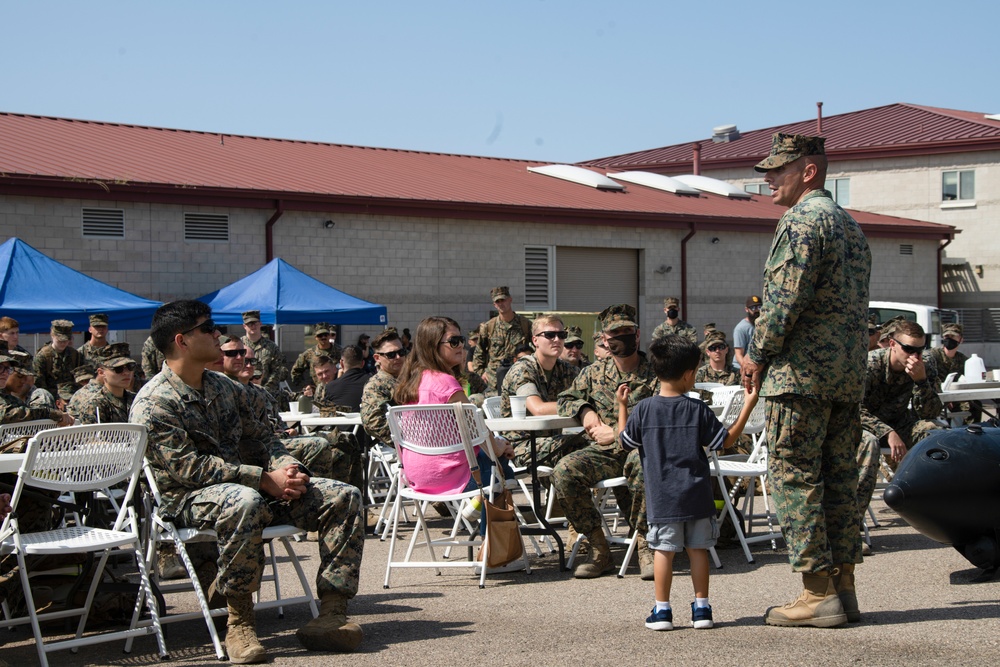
top-left (392, 317), bottom-right (515, 518)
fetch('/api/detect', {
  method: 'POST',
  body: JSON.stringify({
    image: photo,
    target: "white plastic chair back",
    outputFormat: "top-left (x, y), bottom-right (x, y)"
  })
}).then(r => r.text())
top-left (482, 395), bottom-right (503, 420)
top-left (388, 403), bottom-right (488, 462)
top-left (0, 418), bottom-right (58, 446)
top-left (718, 389), bottom-right (747, 429)
top-left (709, 385), bottom-right (741, 409)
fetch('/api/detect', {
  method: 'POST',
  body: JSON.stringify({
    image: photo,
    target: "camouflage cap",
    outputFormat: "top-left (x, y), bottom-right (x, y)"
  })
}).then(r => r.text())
top-left (218, 335), bottom-right (236, 346)
top-left (745, 295), bottom-right (762, 309)
top-left (942, 323), bottom-right (963, 338)
top-left (89, 313), bottom-right (109, 326)
top-left (98, 342), bottom-right (133, 368)
top-left (704, 330), bottom-right (727, 346)
top-left (663, 297), bottom-right (680, 309)
top-left (467, 329), bottom-right (480, 342)
top-left (878, 315), bottom-right (906, 343)
top-left (0, 350), bottom-right (13, 365)
top-left (592, 332), bottom-right (603, 342)
top-left (51, 319), bottom-right (74, 341)
top-left (565, 326), bottom-right (584, 344)
top-left (73, 363), bottom-right (96, 383)
top-left (314, 323), bottom-right (334, 335)
top-left (754, 133), bottom-right (827, 172)
top-left (490, 286), bottom-right (512, 302)
top-left (8, 350), bottom-right (33, 375)
top-left (599, 304), bottom-right (638, 332)
top-left (703, 323), bottom-right (717, 331)
top-left (242, 310), bottom-right (261, 324)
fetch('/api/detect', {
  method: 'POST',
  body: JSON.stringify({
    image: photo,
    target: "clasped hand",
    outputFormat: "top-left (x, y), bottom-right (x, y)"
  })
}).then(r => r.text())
top-left (261, 464), bottom-right (310, 501)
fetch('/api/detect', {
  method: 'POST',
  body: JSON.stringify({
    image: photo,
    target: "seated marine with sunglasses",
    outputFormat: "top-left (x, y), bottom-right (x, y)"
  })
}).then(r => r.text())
top-left (359, 328), bottom-right (406, 447)
top-left (67, 342), bottom-right (136, 424)
top-left (856, 319), bottom-right (942, 523)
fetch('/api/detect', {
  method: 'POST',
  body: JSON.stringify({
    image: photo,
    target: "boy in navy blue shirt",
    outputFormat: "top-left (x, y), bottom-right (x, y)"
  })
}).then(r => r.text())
top-left (618, 335), bottom-right (757, 630)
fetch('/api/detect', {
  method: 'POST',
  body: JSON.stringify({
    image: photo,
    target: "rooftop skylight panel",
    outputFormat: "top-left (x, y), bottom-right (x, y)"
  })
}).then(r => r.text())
top-left (674, 174), bottom-right (752, 199)
top-left (606, 171), bottom-right (700, 195)
top-left (527, 164), bottom-right (625, 190)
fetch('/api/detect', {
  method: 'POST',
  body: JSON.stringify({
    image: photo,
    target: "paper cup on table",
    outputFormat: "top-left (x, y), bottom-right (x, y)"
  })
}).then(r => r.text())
top-left (289, 403), bottom-right (301, 415)
top-left (510, 396), bottom-right (527, 419)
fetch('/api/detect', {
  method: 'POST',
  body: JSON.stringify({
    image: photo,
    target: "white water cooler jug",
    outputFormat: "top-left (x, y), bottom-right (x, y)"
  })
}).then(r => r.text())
top-left (964, 354), bottom-right (986, 382)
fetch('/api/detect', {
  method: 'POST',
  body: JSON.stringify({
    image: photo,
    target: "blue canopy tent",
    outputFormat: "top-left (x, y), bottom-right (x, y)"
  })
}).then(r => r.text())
top-left (197, 258), bottom-right (388, 326)
top-left (0, 238), bottom-right (162, 332)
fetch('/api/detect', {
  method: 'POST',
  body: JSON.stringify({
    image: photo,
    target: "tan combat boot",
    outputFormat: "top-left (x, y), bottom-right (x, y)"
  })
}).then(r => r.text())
top-left (296, 592), bottom-right (364, 653)
top-left (764, 571), bottom-right (848, 628)
top-left (573, 529), bottom-right (614, 579)
top-left (834, 563), bottom-right (860, 623)
top-left (225, 594), bottom-right (266, 664)
top-left (567, 524), bottom-right (589, 559)
top-left (636, 534), bottom-right (655, 581)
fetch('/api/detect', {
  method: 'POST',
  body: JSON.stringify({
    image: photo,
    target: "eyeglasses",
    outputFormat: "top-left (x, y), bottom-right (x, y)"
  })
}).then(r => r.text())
top-left (892, 338), bottom-right (924, 355)
top-left (747, 306), bottom-right (761, 312)
top-left (564, 341), bottom-right (584, 350)
top-left (222, 349), bottom-right (247, 357)
top-left (439, 335), bottom-right (466, 349)
top-left (536, 330), bottom-right (568, 340)
top-left (376, 348), bottom-right (408, 360)
top-left (707, 343), bottom-right (728, 352)
top-left (110, 363), bottom-right (137, 373)
top-left (181, 319), bottom-right (216, 336)
top-left (316, 333), bottom-right (331, 339)
top-left (243, 358), bottom-right (256, 366)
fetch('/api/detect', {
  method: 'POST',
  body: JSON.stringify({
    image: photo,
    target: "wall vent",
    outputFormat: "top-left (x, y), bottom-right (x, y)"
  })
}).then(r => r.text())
top-left (81, 208), bottom-right (125, 238)
top-left (184, 212), bottom-right (230, 241)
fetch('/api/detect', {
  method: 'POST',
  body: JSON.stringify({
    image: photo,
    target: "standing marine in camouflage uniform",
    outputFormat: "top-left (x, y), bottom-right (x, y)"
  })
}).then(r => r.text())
top-left (131, 301), bottom-right (364, 661)
top-left (360, 329), bottom-right (405, 446)
top-left (141, 334), bottom-right (166, 379)
top-left (291, 323), bottom-right (342, 391)
top-left (743, 133), bottom-right (872, 627)
top-left (472, 286), bottom-right (534, 390)
top-left (651, 296), bottom-right (698, 344)
top-left (553, 304), bottom-right (658, 580)
top-left (32, 319), bottom-right (83, 405)
top-left (78, 313), bottom-right (111, 365)
top-left (241, 310), bottom-right (287, 397)
top-left (923, 322), bottom-right (981, 422)
top-left (500, 315), bottom-right (585, 467)
top-left (68, 342), bottom-right (136, 424)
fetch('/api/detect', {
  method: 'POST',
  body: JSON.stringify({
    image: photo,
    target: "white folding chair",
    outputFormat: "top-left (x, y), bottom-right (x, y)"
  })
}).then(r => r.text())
top-left (383, 403), bottom-right (530, 589)
top-left (0, 423), bottom-right (168, 667)
top-left (136, 462), bottom-right (319, 659)
top-left (0, 418), bottom-right (58, 446)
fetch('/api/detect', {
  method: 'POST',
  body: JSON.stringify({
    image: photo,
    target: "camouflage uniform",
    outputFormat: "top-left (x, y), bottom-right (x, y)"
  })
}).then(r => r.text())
top-left (924, 344), bottom-right (981, 422)
top-left (651, 320), bottom-right (698, 344)
top-left (291, 344), bottom-right (342, 389)
top-left (360, 370), bottom-right (397, 446)
top-left (141, 335), bottom-right (166, 379)
top-left (749, 179), bottom-right (872, 573)
top-left (0, 390), bottom-right (62, 424)
top-left (695, 364), bottom-right (739, 387)
top-left (553, 355), bottom-right (658, 536)
top-left (499, 355), bottom-right (586, 467)
top-left (28, 387), bottom-right (56, 409)
top-left (79, 340), bottom-right (112, 366)
top-left (473, 314), bottom-right (533, 390)
top-left (242, 334), bottom-right (287, 396)
top-left (68, 383), bottom-right (135, 424)
top-left (32, 343), bottom-right (82, 402)
top-left (130, 366), bottom-right (363, 600)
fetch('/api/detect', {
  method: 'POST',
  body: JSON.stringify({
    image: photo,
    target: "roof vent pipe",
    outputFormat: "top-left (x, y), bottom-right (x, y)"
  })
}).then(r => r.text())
top-left (817, 101), bottom-right (823, 134)
top-left (692, 142), bottom-right (702, 175)
top-left (711, 124), bottom-right (740, 143)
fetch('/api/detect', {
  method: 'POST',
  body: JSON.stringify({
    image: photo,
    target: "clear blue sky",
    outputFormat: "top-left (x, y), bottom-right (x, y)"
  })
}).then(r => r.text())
top-left (4, 1), bottom-right (997, 164)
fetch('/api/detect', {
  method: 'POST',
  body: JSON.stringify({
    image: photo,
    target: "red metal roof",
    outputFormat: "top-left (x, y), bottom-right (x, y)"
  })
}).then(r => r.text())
top-left (0, 111), bottom-right (952, 238)
top-left (582, 103), bottom-right (1000, 171)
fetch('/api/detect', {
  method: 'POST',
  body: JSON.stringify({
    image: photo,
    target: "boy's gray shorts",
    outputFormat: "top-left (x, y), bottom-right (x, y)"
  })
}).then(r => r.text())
top-left (646, 515), bottom-right (719, 552)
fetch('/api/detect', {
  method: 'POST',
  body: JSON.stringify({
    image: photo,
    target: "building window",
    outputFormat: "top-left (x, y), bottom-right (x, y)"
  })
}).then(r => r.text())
top-left (825, 178), bottom-right (850, 206)
top-left (524, 245), bottom-right (553, 310)
top-left (81, 208), bottom-right (125, 238)
top-left (942, 170), bottom-right (975, 201)
top-left (744, 182), bottom-right (768, 195)
top-left (184, 212), bottom-right (230, 241)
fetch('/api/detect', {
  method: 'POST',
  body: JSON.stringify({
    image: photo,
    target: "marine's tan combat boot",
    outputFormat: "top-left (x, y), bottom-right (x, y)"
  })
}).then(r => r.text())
top-left (834, 563), bottom-right (860, 623)
top-left (764, 571), bottom-right (848, 628)
top-left (225, 594), bottom-right (266, 664)
top-left (573, 529), bottom-right (614, 579)
top-left (296, 592), bottom-right (364, 652)
top-left (636, 535), bottom-right (655, 581)
top-left (567, 523), bottom-right (589, 559)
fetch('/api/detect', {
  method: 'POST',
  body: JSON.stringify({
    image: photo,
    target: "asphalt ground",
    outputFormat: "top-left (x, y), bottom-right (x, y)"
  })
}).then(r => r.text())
top-left (2, 495), bottom-right (999, 667)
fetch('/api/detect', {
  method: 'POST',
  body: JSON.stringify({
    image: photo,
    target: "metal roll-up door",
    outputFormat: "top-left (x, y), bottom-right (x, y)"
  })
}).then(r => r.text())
top-left (556, 247), bottom-right (639, 312)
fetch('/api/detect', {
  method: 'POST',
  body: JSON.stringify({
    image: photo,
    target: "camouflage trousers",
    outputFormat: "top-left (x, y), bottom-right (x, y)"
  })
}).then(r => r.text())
top-left (550, 443), bottom-right (645, 537)
top-left (175, 477), bottom-right (364, 599)
top-left (0, 480), bottom-right (59, 609)
top-left (765, 396), bottom-right (861, 573)
top-left (856, 418), bottom-right (941, 519)
top-left (512, 431), bottom-right (589, 469)
top-left (294, 429), bottom-right (364, 493)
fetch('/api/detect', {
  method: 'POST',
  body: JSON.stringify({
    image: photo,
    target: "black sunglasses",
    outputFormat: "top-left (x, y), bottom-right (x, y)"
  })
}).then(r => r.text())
top-left (892, 338), bottom-right (924, 355)
top-left (536, 330), bottom-right (568, 340)
top-left (243, 358), bottom-right (256, 366)
top-left (110, 362), bottom-right (137, 373)
top-left (439, 335), bottom-right (466, 349)
top-left (564, 341), bottom-right (584, 350)
top-left (707, 343), bottom-right (728, 352)
top-left (222, 349), bottom-right (247, 357)
top-left (181, 319), bottom-right (216, 336)
top-left (376, 349), bottom-right (408, 360)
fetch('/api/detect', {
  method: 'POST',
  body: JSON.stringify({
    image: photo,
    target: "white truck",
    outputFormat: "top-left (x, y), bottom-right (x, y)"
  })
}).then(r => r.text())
top-left (868, 301), bottom-right (958, 349)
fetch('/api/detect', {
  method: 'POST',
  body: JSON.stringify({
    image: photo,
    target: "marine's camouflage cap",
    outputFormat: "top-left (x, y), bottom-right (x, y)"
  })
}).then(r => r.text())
top-left (218, 335), bottom-right (235, 345)
top-left (490, 286), bottom-right (512, 302)
top-left (51, 319), bottom-right (74, 341)
top-left (73, 363), bottom-right (96, 383)
top-left (754, 133), bottom-right (826, 172)
top-left (703, 323), bottom-right (716, 331)
top-left (565, 326), bottom-right (584, 344)
top-left (8, 350), bottom-right (33, 375)
top-left (242, 310), bottom-right (261, 324)
top-left (704, 329), bottom-right (727, 346)
top-left (314, 323), bottom-right (334, 335)
top-left (942, 323), bottom-right (963, 338)
top-left (664, 297), bottom-right (680, 309)
top-left (599, 304), bottom-right (637, 332)
top-left (99, 342), bottom-right (133, 368)
top-left (878, 315), bottom-right (906, 343)
top-left (0, 341), bottom-right (16, 365)
top-left (868, 315), bottom-right (881, 334)
top-left (89, 313), bottom-right (109, 326)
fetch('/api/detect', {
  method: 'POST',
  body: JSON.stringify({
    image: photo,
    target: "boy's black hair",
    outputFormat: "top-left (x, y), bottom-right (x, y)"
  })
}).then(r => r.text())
top-left (648, 334), bottom-right (702, 381)
top-left (151, 300), bottom-right (212, 355)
